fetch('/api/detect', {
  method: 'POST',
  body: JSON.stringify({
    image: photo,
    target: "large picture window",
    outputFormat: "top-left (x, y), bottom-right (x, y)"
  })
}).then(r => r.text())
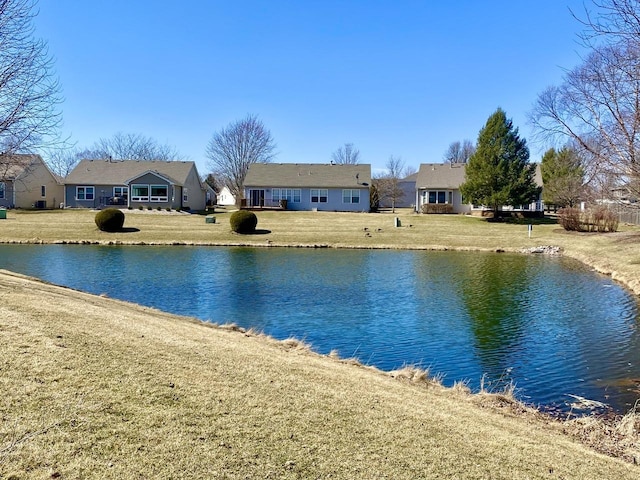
top-left (150, 185), bottom-right (168, 202)
top-left (76, 186), bottom-right (95, 201)
top-left (311, 189), bottom-right (328, 203)
top-left (272, 188), bottom-right (301, 203)
top-left (424, 190), bottom-right (452, 204)
top-left (131, 184), bottom-right (149, 202)
top-left (0, 182), bottom-right (4, 199)
top-left (342, 189), bottom-right (360, 204)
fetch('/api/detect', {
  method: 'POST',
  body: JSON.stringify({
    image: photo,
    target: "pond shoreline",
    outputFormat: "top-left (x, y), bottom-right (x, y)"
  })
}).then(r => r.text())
top-left (2, 235), bottom-right (639, 297)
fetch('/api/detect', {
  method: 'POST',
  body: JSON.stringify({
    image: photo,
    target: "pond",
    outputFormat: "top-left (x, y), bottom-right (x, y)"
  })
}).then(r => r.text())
top-left (0, 244), bottom-right (639, 414)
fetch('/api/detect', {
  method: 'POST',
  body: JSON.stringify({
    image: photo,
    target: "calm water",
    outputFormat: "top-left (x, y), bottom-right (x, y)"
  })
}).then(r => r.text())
top-left (1, 244), bottom-right (639, 414)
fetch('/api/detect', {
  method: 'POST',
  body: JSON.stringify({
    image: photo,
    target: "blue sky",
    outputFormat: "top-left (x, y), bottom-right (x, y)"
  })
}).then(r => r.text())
top-left (34, 1), bottom-right (589, 175)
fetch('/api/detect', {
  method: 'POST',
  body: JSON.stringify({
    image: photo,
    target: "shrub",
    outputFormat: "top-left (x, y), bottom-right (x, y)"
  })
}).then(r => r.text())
top-left (230, 210), bottom-right (258, 234)
top-left (558, 206), bottom-right (619, 232)
top-left (138, 205), bottom-right (143, 210)
top-left (421, 204), bottom-right (454, 214)
top-left (95, 208), bottom-right (125, 232)
top-left (558, 207), bottom-right (582, 231)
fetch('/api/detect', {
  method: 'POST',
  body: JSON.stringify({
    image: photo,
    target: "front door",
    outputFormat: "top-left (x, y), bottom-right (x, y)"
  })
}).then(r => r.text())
top-left (250, 189), bottom-right (265, 207)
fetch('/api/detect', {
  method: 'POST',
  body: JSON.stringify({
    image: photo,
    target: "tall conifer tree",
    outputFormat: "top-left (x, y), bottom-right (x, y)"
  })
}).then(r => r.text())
top-left (460, 108), bottom-right (540, 216)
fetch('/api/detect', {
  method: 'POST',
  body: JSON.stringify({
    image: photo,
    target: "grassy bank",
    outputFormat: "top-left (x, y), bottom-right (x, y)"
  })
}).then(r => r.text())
top-left (1, 269), bottom-right (639, 479)
top-left (1, 208), bottom-right (640, 295)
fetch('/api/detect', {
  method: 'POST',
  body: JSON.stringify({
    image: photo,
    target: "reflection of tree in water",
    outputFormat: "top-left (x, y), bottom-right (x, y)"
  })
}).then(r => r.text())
top-left (458, 254), bottom-right (532, 382)
top-left (226, 247), bottom-right (267, 328)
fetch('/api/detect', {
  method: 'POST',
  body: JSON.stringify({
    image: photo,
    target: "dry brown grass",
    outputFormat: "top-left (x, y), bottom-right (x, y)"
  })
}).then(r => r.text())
top-left (1, 209), bottom-right (640, 477)
top-left (1, 270), bottom-right (639, 479)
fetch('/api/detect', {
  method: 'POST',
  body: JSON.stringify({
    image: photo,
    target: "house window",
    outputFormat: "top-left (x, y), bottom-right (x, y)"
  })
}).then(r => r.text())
top-left (311, 189), bottom-right (328, 203)
top-left (113, 186), bottom-right (128, 199)
top-left (76, 186), bottom-right (95, 201)
top-left (183, 187), bottom-right (188, 202)
top-left (150, 185), bottom-right (168, 202)
top-left (342, 189), bottom-right (360, 204)
top-left (41, 185), bottom-right (46, 197)
top-left (424, 190), bottom-right (452, 204)
top-left (131, 184), bottom-right (149, 202)
top-left (272, 188), bottom-right (301, 203)
top-left (0, 182), bottom-right (4, 199)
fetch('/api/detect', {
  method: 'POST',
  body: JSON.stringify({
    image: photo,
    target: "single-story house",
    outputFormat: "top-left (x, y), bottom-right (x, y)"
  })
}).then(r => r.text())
top-left (415, 163), bottom-right (470, 213)
top-left (64, 159), bottom-right (206, 210)
top-left (243, 163), bottom-right (372, 212)
top-left (415, 163), bottom-right (544, 214)
top-left (0, 154), bottom-right (64, 209)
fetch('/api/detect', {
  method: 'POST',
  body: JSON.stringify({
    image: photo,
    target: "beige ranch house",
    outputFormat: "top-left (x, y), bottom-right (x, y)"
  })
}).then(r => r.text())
top-left (0, 154), bottom-right (64, 209)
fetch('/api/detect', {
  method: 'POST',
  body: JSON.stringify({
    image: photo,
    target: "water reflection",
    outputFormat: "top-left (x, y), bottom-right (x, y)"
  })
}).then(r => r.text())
top-left (458, 254), bottom-right (528, 380)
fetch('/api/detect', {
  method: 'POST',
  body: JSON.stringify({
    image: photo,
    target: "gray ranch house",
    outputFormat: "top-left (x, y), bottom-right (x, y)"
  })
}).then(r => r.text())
top-left (0, 154), bottom-right (64, 209)
top-left (415, 163), bottom-right (470, 213)
top-left (415, 163), bottom-right (544, 214)
top-left (64, 159), bottom-right (206, 210)
top-left (243, 163), bottom-right (371, 212)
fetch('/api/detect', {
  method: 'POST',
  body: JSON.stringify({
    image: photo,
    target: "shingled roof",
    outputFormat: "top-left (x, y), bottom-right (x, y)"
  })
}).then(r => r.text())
top-left (415, 163), bottom-right (467, 189)
top-left (66, 159), bottom-right (198, 186)
top-left (244, 163), bottom-right (372, 188)
top-left (0, 154), bottom-right (48, 180)
top-left (416, 163), bottom-right (543, 189)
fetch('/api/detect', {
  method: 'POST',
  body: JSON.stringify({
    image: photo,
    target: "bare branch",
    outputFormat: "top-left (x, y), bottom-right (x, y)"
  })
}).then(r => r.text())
top-left (205, 114), bottom-right (277, 199)
top-left (0, 0), bottom-right (62, 158)
top-left (331, 143), bottom-right (361, 165)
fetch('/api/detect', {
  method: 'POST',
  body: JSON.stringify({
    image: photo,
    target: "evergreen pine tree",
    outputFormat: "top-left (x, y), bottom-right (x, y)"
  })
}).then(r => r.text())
top-left (460, 108), bottom-right (540, 217)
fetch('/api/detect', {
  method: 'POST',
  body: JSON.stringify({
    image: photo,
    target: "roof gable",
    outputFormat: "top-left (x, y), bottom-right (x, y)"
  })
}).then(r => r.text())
top-left (416, 163), bottom-right (467, 189)
top-left (244, 163), bottom-right (372, 188)
top-left (416, 162), bottom-right (543, 189)
top-left (125, 170), bottom-right (177, 185)
top-left (0, 154), bottom-right (48, 181)
top-left (66, 159), bottom-right (199, 186)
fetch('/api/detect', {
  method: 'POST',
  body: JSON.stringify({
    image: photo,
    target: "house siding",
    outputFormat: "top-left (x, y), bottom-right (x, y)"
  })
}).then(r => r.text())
top-left (244, 163), bottom-right (372, 212)
top-left (416, 188), bottom-right (470, 214)
top-left (64, 160), bottom-right (207, 210)
top-left (2, 157), bottom-right (64, 209)
top-left (247, 187), bottom-right (370, 212)
top-left (0, 181), bottom-right (13, 208)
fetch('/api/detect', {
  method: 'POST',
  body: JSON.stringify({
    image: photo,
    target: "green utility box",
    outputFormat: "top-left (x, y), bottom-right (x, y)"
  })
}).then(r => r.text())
top-left (0, 209), bottom-right (6, 220)
top-left (205, 215), bottom-right (216, 224)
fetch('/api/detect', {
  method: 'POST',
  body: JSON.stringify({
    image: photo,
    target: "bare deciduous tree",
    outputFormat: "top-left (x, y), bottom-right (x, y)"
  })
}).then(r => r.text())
top-left (205, 115), bottom-right (277, 201)
top-left (376, 155), bottom-right (406, 213)
top-left (0, 0), bottom-right (62, 161)
top-left (85, 132), bottom-right (182, 161)
top-left (331, 143), bottom-right (361, 165)
top-left (443, 140), bottom-right (475, 164)
top-left (44, 147), bottom-right (89, 178)
top-left (531, 0), bottom-right (640, 203)
top-left (573, 0), bottom-right (640, 45)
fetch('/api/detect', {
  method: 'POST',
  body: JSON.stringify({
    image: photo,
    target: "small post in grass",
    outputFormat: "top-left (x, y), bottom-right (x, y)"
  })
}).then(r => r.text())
top-left (528, 223), bottom-right (532, 238)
